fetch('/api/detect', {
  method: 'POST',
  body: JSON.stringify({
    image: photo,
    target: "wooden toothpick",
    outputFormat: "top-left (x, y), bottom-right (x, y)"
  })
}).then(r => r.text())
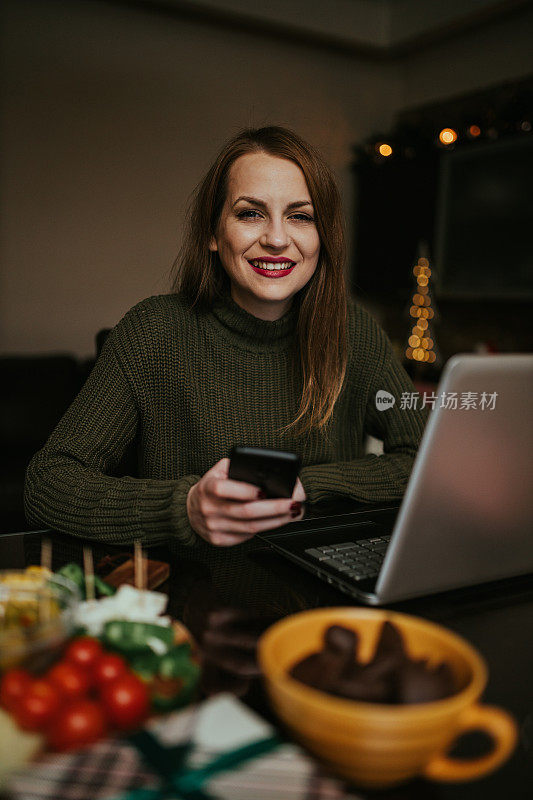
top-left (41, 537), bottom-right (52, 574)
top-left (41, 537), bottom-right (52, 622)
top-left (83, 546), bottom-right (95, 602)
top-left (134, 540), bottom-right (145, 591)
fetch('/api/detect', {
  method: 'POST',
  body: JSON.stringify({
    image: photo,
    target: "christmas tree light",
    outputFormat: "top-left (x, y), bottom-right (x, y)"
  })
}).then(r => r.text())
top-left (405, 253), bottom-right (440, 367)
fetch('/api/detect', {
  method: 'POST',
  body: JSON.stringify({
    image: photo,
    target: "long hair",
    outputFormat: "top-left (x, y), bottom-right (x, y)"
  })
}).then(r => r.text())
top-left (169, 126), bottom-right (348, 438)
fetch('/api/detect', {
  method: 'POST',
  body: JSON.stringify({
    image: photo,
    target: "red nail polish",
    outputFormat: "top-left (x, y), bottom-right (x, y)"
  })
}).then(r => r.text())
top-left (257, 490), bottom-right (266, 499)
top-left (290, 502), bottom-right (302, 512)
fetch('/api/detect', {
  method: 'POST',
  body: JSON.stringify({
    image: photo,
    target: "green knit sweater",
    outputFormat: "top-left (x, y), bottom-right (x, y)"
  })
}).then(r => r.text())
top-left (24, 288), bottom-right (429, 549)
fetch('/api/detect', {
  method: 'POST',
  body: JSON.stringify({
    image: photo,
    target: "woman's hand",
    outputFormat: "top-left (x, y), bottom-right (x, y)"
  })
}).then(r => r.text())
top-left (186, 457), bottom-right (306, 546)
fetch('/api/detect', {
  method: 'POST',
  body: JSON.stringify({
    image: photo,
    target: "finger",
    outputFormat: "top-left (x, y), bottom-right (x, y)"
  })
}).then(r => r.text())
top-left (292, 477), bottom-right (307, 502)
top-left (220, 497), bottom-right (297, 521)
top-left (208, 512), bottom-right (295, 538)
top-left (205, 457), bottom-right (231, 479)
top-left (207, 477), bottom-right (262, 502)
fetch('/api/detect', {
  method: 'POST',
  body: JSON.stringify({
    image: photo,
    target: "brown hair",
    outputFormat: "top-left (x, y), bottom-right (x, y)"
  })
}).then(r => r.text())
top-left (169, 126), bottom-right (348, 438)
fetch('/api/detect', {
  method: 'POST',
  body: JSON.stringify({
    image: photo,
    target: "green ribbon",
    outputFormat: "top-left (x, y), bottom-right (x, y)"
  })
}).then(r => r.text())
top-left (115, 729), bottom-right (283, 800)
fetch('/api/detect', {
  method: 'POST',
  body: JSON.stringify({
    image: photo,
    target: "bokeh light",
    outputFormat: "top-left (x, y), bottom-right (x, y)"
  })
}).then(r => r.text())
top-left (439, 128), bottom-right (457, 145)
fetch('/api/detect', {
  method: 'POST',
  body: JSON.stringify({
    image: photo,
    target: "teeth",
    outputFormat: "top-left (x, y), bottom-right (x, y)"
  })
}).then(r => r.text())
top-left (250, 260), bottom-right (294, 271)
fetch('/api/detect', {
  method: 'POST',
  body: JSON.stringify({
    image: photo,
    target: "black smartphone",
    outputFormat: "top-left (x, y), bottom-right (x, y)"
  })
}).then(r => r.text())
top-left (228, 446), bottom-right (301, 499)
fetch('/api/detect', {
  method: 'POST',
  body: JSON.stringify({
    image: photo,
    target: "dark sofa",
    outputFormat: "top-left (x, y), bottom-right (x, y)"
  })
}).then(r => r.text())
top-left (0, 334), bottom-right (110, 535)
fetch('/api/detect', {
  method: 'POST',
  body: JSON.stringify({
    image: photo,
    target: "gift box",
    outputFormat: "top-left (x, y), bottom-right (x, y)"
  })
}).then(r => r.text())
top-left (5, 693), bottom-right (363, 800)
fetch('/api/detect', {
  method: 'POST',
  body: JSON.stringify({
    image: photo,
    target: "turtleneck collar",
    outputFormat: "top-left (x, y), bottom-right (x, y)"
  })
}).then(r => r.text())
top-left (209, 283), bottom-right (298, 353)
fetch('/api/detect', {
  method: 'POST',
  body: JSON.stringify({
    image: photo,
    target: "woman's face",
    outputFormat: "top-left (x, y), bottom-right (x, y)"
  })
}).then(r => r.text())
top-left (209, 152), bottom-right (320, 320)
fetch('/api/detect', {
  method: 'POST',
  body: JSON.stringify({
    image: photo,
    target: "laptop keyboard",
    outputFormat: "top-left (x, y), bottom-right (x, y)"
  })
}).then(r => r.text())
top-left (305, 536), bottom-right (392, 581)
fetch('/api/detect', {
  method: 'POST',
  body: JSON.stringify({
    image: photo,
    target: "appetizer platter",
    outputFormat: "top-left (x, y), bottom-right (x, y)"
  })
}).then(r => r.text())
top-left (0, 542), bottom-right (200, 773)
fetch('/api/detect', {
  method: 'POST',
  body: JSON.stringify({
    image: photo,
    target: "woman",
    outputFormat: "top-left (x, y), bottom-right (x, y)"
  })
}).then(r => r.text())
top-left (24, 126), bottom-right (428, 553)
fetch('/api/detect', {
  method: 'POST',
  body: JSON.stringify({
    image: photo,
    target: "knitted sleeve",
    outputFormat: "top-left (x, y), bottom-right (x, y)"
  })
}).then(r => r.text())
top-left (299, 304), bottom-right (430, 505)
top-left (23, 321), bottom-right (200, 547)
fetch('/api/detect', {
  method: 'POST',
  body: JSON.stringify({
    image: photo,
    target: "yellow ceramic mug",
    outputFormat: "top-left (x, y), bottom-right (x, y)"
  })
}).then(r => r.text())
top-left (258, 607), bottom-right (517, 788)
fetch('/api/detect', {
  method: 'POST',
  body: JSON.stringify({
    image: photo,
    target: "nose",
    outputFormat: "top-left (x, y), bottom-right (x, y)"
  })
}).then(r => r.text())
top-left (259, 216), bottom-right (290, 249)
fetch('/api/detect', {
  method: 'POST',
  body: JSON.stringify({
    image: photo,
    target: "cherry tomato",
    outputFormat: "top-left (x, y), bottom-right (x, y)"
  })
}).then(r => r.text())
top-left (101, 673), bottom-right (150, 730)
top-left (47, 699), bottom-right (107, 751)
top-left (92, 653), bottom-right (128, 688)
top-left (14, 678), bottom-right (62, 731)
top-left (48, 661), bottom-right (91, 699)
top-left (64, 637), bottom-right (103, 671)
top-left (0, 669), bottom-right (32, 712)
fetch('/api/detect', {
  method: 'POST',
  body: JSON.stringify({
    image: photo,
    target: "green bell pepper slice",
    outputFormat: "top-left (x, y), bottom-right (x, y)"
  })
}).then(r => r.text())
top-left (103, 620), bottom-right (174, 654)
top-left (56, 563), bottom-right (115, 599)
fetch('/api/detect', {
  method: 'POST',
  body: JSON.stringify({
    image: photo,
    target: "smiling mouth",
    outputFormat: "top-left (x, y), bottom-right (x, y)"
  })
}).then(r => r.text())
top-left (247, 259), bottom-right (296, 275)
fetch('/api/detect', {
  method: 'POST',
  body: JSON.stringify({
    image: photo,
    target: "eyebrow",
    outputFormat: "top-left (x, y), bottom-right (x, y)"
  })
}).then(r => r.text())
top-left (232, 196), bottom-right (313, 211)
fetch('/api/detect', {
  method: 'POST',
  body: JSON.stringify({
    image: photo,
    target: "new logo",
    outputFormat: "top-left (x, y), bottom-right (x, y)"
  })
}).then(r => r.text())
top-left (375, 390), bottom-right (395, 411)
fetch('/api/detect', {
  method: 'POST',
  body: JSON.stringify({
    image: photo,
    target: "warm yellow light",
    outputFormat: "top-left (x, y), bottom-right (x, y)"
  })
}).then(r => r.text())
top-left (410, 306), bottom-right (419, 317)
top-left (409, 335), bottom-right (420, 347)
top-left (468, 125), bottom-right (481, 137)
top-left (423, 351), bottom-right (430, 361)
top-left (413, 265), bottom-right (421, 276)
top-left (414, 295), bottom-right (424, 305)
top-left (418, 318), bottom-right (428, 330)
top-left (428, 352), bottom-right (436, 363)
top-left (413, 325), bottom-right (424, 337)
top-left (406, 347), bottom-right (413, 358)
top-left (427, 308), bottom-right (434, 319)
top-left (427, 338), bottom-right (433, 348)
top-left (417, 274), bottom-right (428, 287)
top-left (418, 258), bottom-right (429, 268)
top-left (378, 143), bottom-right (393, 157)
top-left (439, 128), bottom-right (457, 145)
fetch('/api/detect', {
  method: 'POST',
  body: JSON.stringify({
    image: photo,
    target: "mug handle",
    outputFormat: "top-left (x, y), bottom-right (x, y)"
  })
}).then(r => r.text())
top-left (424, 704), bottom-right (518, 783)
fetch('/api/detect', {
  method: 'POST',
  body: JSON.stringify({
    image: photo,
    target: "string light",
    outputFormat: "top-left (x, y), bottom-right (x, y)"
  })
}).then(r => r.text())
top-left (363, 97), bottom-right (531, 164)
top-left (406, 256), bottom-right (438, 366)
top-left (376, 143), bottom-right (393, 157)
top-left (439, 128), bottom-right (457, 145)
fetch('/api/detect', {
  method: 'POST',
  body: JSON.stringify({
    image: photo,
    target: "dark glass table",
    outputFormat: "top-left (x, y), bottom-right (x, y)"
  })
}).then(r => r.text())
top-left (1, 501), bottom-right (532, 799)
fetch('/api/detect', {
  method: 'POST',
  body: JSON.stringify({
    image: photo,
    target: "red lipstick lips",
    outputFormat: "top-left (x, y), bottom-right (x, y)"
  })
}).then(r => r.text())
top-left (247, 256), bottom-right (296, 278)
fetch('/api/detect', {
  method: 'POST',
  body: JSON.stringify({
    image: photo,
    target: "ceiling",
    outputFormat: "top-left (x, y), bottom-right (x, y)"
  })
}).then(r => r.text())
top-left (132, 0), bottom-right (531, 56)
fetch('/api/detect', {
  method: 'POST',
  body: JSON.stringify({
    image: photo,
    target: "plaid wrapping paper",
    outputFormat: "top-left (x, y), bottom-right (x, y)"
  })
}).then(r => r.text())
top-left (4, 695), bottom-right (364, 800)
top-left (4, 740), bottom-right (158, 800)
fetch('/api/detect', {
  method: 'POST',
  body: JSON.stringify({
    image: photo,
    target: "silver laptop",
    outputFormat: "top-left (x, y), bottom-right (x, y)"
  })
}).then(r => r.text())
top-left (257, 354), bottom-right (533, 605)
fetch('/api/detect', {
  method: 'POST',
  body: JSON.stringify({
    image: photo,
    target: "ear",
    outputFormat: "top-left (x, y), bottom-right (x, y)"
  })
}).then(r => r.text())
top-left (209, 235), bottom-right (218, 252)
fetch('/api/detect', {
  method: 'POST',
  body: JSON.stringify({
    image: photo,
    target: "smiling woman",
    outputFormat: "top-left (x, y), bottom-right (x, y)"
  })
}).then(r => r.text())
top-left (24, 126), bottom-right (429, 553)
top-left (208, 153), bottom-right (321, 321)
top-left (174, 126), bottom-right (348, 441)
